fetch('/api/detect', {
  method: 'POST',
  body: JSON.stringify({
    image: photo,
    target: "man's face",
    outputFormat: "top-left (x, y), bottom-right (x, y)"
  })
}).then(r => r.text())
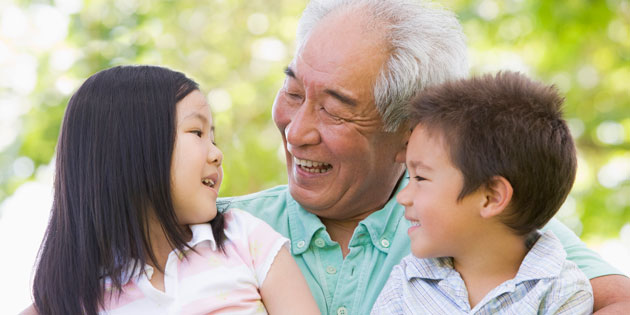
top-left (272, 12), bottom-right (407, 220)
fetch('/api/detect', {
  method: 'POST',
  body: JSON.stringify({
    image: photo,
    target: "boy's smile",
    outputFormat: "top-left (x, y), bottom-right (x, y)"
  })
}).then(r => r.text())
top-left (397, 124), bottom-right (486, 259)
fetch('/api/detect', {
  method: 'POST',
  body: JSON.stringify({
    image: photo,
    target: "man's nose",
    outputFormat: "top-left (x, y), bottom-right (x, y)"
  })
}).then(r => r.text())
top-left (285, 102), bottom-right (320, 147)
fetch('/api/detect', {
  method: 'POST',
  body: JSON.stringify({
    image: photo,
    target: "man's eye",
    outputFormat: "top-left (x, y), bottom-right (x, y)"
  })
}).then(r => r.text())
top-left (320, 106), bottom-right (347, 122)
top-left (287, 92), bottom-right (303, 100)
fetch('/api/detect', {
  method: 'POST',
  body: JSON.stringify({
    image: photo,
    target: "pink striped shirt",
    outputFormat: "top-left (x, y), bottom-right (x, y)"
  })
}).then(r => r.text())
top-left (101, 208), bottom-right (289, 314)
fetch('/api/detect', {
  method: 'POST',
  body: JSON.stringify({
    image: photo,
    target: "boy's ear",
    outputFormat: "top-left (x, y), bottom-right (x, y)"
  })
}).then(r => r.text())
top-left (395, 127), bottom-right (412, 164)
top-left (480, 176), bottom-right (513, 218)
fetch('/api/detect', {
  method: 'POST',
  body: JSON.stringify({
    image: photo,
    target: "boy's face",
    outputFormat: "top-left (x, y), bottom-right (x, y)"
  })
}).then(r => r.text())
top-left (397, 124), bottom-right (486, 258)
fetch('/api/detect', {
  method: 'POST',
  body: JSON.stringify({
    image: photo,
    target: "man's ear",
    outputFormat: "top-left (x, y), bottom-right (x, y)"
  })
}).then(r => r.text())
top-left (395, 127), bottom-right (412, 164)
top-left (480, 176), bottom-right (513, 218)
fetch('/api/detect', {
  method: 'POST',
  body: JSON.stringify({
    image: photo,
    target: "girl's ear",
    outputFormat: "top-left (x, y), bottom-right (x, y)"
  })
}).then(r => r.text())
top-left (480, 176), bottom-right (513, 218)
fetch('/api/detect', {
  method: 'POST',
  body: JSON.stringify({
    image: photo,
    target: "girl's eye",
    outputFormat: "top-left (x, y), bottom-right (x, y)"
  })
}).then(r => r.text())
top-left (191, 130), bottom-right (203, 137)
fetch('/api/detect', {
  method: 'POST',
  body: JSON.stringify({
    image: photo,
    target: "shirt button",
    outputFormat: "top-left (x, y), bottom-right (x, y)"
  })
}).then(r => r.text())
top-left (314, 238), bottom-right (325, 248)
top-left (296, 240), bottom-right (306, 248)
top-left (326, 266), bottom-right (337, 274)
top-left (337, 306), bottom-right (348, 315)
top-left (381, 238), bottom-right (390, 248)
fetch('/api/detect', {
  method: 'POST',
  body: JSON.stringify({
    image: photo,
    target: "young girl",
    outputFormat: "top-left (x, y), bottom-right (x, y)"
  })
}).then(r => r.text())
top-left (28, 65), bottom-right (319, 314)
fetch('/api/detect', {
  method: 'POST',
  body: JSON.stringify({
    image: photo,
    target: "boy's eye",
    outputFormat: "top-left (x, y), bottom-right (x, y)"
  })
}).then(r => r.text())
top-left (414, 176), bottom-right (426, 182)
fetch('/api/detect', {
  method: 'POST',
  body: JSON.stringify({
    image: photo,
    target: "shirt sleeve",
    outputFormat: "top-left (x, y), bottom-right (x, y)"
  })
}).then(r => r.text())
top-left (540, 256), bottom-right (594, 315)
top-left (228, 208), bottom-right (290, 287)
top-left (542, 218), bottom-right (623, 279)
top-left (553, 290), bottom-right (594, 315)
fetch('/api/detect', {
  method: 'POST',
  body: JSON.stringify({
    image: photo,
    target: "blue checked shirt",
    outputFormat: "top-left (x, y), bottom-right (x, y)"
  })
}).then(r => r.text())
top-left (371, 230), bottom-right (593, 315)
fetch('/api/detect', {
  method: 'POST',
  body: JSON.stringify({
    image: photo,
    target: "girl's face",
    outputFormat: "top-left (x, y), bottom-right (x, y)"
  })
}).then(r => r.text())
top-left (171, 90), bottom-right (223, 227)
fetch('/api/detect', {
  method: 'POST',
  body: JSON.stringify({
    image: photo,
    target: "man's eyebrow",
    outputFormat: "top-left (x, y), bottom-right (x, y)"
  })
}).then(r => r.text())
top-left (284, 66), bottom-right (357, 106)
top-left (284, 66), bottom-right (296, 78)
top-left (325, 89), bottom-right (357, 107)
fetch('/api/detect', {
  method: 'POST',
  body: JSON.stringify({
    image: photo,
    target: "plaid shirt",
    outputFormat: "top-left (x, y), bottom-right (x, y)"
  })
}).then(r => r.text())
top-left (372, 231), bottom-right (593, 315)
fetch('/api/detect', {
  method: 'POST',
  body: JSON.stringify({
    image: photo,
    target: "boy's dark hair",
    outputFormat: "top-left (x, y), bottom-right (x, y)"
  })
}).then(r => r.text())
top-left (33, 65), bottom-right (225, 315)
top-left (408, 71), bottom-right (577, 236)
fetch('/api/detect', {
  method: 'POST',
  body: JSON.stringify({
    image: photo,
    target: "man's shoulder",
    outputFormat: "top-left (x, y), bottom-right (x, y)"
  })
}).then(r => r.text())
top-left (217, 186), bottom-right (293, 235)
top-left (218, 185), bottom-right (291, 212)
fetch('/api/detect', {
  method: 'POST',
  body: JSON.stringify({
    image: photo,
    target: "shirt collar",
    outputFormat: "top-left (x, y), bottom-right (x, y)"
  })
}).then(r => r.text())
top-left (405, 230), bottom-right (566, 283)
top-left (105, 223), bottom-right (216, 288)
top-left (513, 230), bottom-right (566, 282)
top-left (405, 256), bottom-right (455, 281)
top-left (188, 223), bottom-right (218, 251)
top-left (287, 196), bottom-right (326, 255)
top-left (358, 173), bottom-right (409, 253)
top-left (286, 172), bottom-right (409, 255)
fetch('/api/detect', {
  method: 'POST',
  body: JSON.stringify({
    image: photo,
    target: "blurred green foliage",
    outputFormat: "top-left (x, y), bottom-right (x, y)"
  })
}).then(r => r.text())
top-left (1, 0), bottom-right (629, 239)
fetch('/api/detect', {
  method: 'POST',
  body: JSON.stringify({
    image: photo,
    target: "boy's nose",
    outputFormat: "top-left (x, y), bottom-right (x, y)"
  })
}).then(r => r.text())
top-left (396, 184), bottom-right (412, 206)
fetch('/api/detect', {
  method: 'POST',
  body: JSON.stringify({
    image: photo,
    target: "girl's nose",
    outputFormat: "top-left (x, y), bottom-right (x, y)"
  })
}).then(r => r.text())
top-left (208, 144), bottom-right (223, 166)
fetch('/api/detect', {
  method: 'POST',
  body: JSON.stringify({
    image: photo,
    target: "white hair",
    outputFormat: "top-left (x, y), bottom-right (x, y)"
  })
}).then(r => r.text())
top-left (296, 0), bottom-right (469, 132)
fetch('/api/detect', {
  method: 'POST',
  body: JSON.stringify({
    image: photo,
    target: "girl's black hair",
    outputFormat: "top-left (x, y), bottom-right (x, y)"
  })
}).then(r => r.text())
top-left (32, 65), bottom-right (225, 315)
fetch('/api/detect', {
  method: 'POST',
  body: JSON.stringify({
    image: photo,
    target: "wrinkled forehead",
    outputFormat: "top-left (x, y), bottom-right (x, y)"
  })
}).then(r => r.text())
top-left (294, 15), bottom-right (388, 99)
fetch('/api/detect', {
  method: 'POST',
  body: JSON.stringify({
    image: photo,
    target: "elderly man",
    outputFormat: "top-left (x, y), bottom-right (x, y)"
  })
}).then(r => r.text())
top-left (222, 0), bottom-right (630, 314)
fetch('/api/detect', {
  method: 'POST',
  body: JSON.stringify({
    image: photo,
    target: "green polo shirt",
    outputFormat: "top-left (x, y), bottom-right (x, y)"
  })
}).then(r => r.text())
top-left (218, 177), bottom-right (621, 314)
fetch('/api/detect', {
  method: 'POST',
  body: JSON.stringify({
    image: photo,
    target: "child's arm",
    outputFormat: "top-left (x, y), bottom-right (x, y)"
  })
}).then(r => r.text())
top-left (260, 247), bottom-right (320, 315)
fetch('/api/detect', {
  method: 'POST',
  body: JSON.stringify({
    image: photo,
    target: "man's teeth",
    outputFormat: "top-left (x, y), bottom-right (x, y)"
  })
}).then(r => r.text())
top-left (294, 157), bottom-right (332, 173)
top-left (202, 178), bottom-right (215, 187)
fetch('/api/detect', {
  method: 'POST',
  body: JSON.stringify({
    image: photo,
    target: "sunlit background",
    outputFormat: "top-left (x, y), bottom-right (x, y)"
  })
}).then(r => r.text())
top-left (1, 0), bottom-right (629, 313)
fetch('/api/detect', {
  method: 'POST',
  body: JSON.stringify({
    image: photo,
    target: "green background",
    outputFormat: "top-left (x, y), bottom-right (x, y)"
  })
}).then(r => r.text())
top-left (1, 0), bottom-right (629, 241)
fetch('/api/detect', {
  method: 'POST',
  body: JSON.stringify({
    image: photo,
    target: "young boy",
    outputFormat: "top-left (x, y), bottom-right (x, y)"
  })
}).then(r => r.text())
top-left (371, 72), bottom-right (593, 314)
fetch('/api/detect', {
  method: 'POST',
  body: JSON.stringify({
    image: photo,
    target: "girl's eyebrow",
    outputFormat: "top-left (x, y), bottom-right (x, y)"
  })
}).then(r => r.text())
top-left (182, 112), bottom-right (209, 126)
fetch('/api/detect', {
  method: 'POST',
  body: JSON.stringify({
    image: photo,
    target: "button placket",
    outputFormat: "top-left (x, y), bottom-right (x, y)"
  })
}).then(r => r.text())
top-left (314, 238), bottom-right (325, 248)
top-left (326, 266), bottom-right (337, 274)
top-left (380, 238), bottom-right (390, 248)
